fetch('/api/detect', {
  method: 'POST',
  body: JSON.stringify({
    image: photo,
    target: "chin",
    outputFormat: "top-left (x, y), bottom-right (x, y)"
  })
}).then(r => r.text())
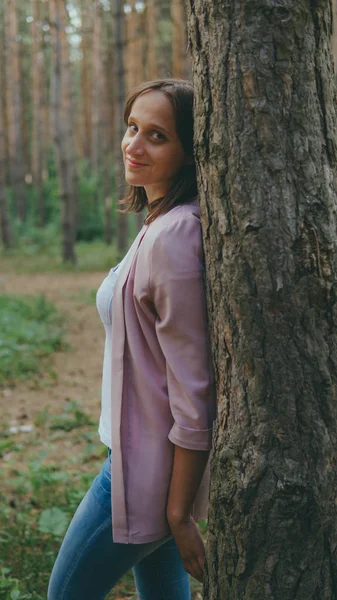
top-left (126, 175), bottom-right (145, 187)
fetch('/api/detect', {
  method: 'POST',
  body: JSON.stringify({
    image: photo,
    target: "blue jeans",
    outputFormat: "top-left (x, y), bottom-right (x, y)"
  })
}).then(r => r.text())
top-left (47, 451), bottom-right (191, 600)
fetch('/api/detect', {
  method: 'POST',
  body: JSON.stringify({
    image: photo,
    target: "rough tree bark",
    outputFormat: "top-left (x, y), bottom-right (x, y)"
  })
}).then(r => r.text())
top-left (187, 1), bottom-right (337, 598)
top-left (112, 0), bottom-right (128, 254)
top-left (333, 0), bottom-right (337, 74)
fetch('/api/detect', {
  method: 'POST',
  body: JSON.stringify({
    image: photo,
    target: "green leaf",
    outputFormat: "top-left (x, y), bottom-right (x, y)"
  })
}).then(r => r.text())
top-left (10, 590), bottom-right (20, 600)
top-left (38, 507), bottom-right (69, 536)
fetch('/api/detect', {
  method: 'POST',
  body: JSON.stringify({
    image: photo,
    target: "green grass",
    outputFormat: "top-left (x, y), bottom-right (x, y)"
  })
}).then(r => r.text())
top-left (0, 294), bottom-right (67, 386)
top-left (0, 240), bottom-right (122, 274)
top-left (0, 400), bottom-right (205, 599)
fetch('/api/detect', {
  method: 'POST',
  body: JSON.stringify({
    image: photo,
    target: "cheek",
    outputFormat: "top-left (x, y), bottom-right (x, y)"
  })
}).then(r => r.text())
top-left (166, 150), bottom-right (186, 174)
top-left (121, 134), bottom-right (128, 155)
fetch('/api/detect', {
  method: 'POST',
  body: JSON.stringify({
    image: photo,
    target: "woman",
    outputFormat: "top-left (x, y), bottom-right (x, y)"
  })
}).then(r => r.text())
top-left (48, 79), bottom-right (216, 600)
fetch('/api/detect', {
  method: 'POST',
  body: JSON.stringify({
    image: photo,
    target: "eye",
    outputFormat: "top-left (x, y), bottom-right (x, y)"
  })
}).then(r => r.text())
top-left (128, 123), bottom-right (138, 133)
top-left (151, 131), bottom-right (165, 142)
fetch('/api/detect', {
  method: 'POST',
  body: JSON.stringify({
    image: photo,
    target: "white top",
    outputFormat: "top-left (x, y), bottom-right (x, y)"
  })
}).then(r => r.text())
top-left (96, 257), bottom-right (126, 448)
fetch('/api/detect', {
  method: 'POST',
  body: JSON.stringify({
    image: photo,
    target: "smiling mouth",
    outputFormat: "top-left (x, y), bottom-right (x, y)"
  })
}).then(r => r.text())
top-left (126, 158), bottom-right (147, 168)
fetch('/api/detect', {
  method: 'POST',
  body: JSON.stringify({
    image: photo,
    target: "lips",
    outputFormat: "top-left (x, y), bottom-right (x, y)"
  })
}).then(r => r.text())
top-left (126, 157), bottom-right (147, 168)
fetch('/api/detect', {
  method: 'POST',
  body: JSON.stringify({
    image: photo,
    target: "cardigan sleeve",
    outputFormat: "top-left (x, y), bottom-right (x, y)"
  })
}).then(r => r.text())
top-left (150, 215), bottom-right (216, 451)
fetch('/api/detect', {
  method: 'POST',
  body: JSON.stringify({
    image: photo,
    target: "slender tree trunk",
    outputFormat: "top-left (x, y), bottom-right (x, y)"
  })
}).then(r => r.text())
top-left (50, 0), bottom-right (77, 264)
top-left (126, 1), bottom-right (145, 233)
top-left (104, 17), bottom-right (115, 163)
top-left (145, 0), bottom-right (158, 78)
top-left (19, 34), bottom-right (31, 180)
top-left (126, 1), bottom-right (145, 91)
top-left (80, 0), bottom-right (92, 161)
top-left (91, 1), bottom-right (103, 173)
top-left (0, 59), bottom-right (12, 249)
top-left (187, 1), bottom-right (337, 598)
top-left (144, 0), bottom-right (171, 79)
top-left (0, 6), bottom-right (10, 187)
top-left (156, 0), bottom-right (171, 77)
top-left (40, 1), bottom-right (51, 181)
top-left (5, 0), bottom-right (26, 221)
top-left (32, 0), bottom-right (45, 226)
top-left (171, 0), bottom-right (190, 79)
top-left (112, 0), bottom-right (128, 253)
top-left (103, 15), bottom-right (115, 245)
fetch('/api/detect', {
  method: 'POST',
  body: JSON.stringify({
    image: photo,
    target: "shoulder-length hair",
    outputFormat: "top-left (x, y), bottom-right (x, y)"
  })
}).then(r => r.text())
top-left (119, 79), bottom-right (197, 225)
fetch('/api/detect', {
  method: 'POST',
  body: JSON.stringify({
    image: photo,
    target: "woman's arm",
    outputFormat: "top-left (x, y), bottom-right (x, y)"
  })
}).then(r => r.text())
top-left (166, 446), bottom-right (210, 582)
top-left (166, 446), bottom-right (210, 524)
top-left (150, 217), bottom-right (216, 581)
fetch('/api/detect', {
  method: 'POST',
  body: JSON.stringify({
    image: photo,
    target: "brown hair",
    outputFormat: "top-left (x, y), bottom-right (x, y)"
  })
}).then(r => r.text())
top-left (119, 79), bottom-right (197, 225)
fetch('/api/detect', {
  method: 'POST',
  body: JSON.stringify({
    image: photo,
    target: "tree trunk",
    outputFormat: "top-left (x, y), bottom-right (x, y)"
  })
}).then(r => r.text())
top-left (91, 1), bottom-right (103, 173)
top-left (31, 0), bottom-right (45, 226)
top-left (171, 0), bottom-right (190, 79)
top-left (145, 0), bottom-right (158, 78)
top-left (5, 0), bottom-right (26, 221)
top-left (333, 0), bottom-right (337, 74)
top-left (187, 1), bottom-right (337, 598)
top-left (80, 0), bottom-right (92, 161)
top-left (126, 0), bottom-right (145, 93)
top-left (0, 60), bottom-right (12, 249)
top-left (102, 14), bottom-right (115, 245)
top-left (112, 0), bottom-right (128, 254)
top-left (49, 0), bottom-right (77, 264)
top-left (0, 9), bottom-right (10, 188)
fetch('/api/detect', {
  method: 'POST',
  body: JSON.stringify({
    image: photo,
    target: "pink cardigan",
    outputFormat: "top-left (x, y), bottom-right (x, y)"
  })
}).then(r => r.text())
top-left (110, 200), bottom-right (216, 543)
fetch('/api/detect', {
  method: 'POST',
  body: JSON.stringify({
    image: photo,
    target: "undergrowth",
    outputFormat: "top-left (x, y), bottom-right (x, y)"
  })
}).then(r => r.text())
top-left (0, 294), bottom-right (67, 386)
top-left (0, 401), bottom-right (205, 599)
top-left (0, 240), bottom-right (121, 274)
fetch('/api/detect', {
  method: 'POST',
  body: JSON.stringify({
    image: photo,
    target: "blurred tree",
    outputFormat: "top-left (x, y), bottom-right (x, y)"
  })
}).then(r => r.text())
top-left (187, 0), bottom-right (337, 598)
top-left (49, 0), bottom-right (78, 263)
top-left (112, 0), bottom-right (129, 253)
top-left (126, 0), bottom-right (145, 232)
top-left (91, 0), bottom-right (104, 173)
top-left (5, 0), bottom-right (26, 221)
top-left (171, 0), bottom-right (190, 79)
top-left (0, 68), bottom-right (12, 249)
top-left (144, 0), bottom-right (158, 78)
top-left (156, 0), bottom-right (171, 77)
top-left (31, 0), bottom-right (45, 226)
top-left (0, 5), bottom-right (9, 190)
top-left (80, 0), bottom-right (93, 161)
top-left (102, 12), bottom-right (115, 245)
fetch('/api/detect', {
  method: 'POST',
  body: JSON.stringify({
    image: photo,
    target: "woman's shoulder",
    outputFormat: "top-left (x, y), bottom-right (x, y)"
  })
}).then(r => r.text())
top-left (145, 199), bottom-right (201, 240)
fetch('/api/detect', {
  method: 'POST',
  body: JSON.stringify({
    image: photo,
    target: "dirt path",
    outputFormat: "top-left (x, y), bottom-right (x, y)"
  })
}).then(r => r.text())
top-left (0, 271), bottom-right (107, 430)
top-left (0, 270), bottom-right (204, 600)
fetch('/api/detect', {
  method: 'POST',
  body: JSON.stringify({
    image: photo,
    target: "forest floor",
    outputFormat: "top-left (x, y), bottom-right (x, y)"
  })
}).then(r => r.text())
top-left (0, 266), bottom-right (203, 599)
top-left (0, 270), bottom-right (105, 438)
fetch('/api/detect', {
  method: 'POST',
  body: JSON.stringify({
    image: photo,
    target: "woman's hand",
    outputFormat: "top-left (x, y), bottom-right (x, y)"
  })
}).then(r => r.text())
top-left (168, 514), bottom-right (205, 582)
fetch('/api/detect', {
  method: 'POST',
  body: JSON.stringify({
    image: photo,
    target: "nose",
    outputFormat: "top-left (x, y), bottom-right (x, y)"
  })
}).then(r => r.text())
top-left (125, 132), bottom-right (145, 156)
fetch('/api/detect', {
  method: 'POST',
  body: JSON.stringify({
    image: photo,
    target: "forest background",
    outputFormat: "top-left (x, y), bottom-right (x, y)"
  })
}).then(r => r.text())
top-left (0, 2), bottom-right (200, 600)
top-left (0, 0), bottom-right (191, 260)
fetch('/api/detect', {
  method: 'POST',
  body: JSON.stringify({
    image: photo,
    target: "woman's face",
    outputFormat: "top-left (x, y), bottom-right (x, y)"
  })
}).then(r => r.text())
top-left (121, 90), bottom-right (189, 204)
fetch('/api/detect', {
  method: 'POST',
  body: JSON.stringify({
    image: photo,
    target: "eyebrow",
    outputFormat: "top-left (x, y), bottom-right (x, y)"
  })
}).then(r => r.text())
top-left (128, 116), bottom-right (171, 137)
